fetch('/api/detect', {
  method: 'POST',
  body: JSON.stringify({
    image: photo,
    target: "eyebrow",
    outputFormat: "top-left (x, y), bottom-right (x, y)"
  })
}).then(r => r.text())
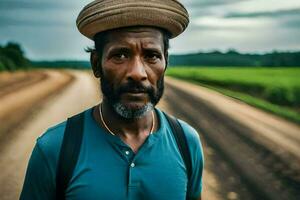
top-left (107, 47), bottom-right (131, 54)
top-left (143, 47), bottom-right (163, 53)
top-left (107, 46), bottom-right (163, 54)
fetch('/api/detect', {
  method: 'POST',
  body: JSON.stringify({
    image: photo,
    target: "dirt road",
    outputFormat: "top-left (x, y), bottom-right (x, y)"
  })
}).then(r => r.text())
top-left (165, 77), bottom-right (300, 200)
top-left (0, 70), bottom-right (99, 200)
top-left (0, 70), bottom-right (299, 200)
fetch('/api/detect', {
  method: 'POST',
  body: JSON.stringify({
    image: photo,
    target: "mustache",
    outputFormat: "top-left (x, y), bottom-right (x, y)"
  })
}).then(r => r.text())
top-left (117, 82), bottom-right (154, 94)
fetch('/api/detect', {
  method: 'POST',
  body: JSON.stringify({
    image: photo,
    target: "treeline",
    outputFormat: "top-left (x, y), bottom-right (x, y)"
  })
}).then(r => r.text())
top-left (35, 50), bottom-right (300, 69)
top-left (169, 50), bottom-right (300, 67)
top-left (0, 42), bottom-right (30, 71)
top-left (1, 42), bottom-right (300, 71)
top-left (31, 60), bottom-right (90, 69)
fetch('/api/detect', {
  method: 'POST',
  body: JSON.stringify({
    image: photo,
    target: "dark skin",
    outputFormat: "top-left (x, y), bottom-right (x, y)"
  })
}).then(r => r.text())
top-left (91, 27), bottom-right (165, 153)
top-left (91, 27), bottom-right (202, 200)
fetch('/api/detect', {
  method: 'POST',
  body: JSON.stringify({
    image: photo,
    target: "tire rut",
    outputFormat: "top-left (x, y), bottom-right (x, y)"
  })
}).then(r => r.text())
top-left (165, 83), bottom-right (300, 200)
top-left (0, 71), bottom-right (47, 98)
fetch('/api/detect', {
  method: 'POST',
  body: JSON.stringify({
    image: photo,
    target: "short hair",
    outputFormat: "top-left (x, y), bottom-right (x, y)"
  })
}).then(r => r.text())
top-left (86, 27), bottom-right (171, 66)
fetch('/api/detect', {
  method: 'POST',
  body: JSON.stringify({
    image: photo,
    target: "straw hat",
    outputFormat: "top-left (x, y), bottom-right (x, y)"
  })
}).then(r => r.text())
top-left (76, 0), bottom-right (189, 40)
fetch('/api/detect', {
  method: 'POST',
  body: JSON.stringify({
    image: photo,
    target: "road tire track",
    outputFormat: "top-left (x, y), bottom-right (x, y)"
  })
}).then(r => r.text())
top-left (0, 70), bottom-right (74, 141)
top-left (0, 71), bottom-right (47, 98)
top-left (164, 81), bottom-right (300, 200)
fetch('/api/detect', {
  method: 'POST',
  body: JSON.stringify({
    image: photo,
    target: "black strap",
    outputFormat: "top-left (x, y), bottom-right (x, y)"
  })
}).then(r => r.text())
top-left (163, 112), bottom-right (192, 199)
top-left (56, 112), bottom-right (85, 200)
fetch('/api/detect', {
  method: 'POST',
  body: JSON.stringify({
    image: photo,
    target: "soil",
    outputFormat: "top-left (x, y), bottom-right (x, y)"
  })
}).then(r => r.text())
top-left (0, 71), bottom-right (299, 200)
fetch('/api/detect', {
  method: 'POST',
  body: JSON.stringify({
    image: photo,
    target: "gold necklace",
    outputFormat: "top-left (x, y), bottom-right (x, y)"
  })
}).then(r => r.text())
top-left (99, 104), bottom-right (155, 136)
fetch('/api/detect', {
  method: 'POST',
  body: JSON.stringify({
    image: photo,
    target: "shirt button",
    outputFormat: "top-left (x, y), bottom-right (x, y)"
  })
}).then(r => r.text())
top-left (125, 151), bottom-right (130, 155)
top-left (130, 163), bottom-right (135, 168)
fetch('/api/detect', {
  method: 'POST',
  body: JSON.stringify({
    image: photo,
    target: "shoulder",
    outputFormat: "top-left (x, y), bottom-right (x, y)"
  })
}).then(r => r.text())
top-left (36, 121), bottom-right (67, 170)
top-left (156, 108), bottom-right (203, 155)
top-left (38, 121), bottom-right (67, 150)
top-left (178, 119), bottom-right (204, 156)
top-left (178, 118), bottom-right (204, 169)
top-left (178, 119), bottom-right (201, 145)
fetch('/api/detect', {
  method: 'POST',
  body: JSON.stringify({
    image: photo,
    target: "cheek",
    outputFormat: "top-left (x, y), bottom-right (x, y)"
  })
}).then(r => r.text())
top-left (101, 63), bottom-right (126, 84)
top-left (148, 65), bottom-right (165, 86)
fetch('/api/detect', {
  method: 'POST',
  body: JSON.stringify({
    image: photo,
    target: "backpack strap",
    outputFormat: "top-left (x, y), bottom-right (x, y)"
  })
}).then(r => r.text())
top-left (163, 112), bottom-right (192, 199)
top-left (55, 111), bottom-right (192, 199)
top-left (56, 112), bottom-right (85, 200)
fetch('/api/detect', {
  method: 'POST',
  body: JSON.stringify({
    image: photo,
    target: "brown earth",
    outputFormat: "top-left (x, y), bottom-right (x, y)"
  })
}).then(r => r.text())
top-left (0, 70), bottom-right (73, 138)
top-left (0, 70), bottom-right (299, 200)
top-left (165, 77), bottom-right (300, 200)
top-left (0, 70), bottom-right (99, 200)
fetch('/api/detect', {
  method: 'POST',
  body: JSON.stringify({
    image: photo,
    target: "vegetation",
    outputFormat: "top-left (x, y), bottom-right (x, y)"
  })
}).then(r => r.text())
top-left (169, 50), bottom-right (300, 67)
top-left (0, 42), bottom-right (30, 71)
top-left (1, 41), bottom-right (299, 123)
top-left (167, 67), bottom-right (300, 124)
top-left (1, 42), bottom-right (300, 71)
top-left (31, 60), bottom-right (90, 69)
top-left (33, 50), bottom-right (300, 68)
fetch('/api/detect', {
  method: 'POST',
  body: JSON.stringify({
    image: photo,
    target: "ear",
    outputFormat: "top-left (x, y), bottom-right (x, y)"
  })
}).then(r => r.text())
top-left (91, 51), bottom-right (102, 78)
top-left (164, 51), bottom-right (169, 71)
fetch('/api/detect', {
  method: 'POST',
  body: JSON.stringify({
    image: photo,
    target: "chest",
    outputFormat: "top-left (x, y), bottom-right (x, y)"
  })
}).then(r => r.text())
top-left (65, 134), bottom-right (188, 200)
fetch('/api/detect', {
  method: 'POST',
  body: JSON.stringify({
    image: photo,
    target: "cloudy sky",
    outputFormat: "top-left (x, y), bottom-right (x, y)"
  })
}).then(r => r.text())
top-left (1, 0), bottom-right (300, 60)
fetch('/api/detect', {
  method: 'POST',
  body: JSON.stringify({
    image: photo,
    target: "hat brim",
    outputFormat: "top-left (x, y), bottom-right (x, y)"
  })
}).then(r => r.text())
top-left (76, 1), bottom-right (189, 40)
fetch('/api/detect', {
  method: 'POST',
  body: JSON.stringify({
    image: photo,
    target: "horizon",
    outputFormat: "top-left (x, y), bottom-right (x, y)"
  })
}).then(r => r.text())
top-left (1, 0), bottom-right (300, 60)
top-left (26, 49), bottom-right (300, 63)
top-left (25, 49), bottom-right (299, 62)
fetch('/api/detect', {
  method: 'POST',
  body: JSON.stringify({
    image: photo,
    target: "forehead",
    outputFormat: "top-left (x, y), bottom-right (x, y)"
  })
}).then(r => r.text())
top-left (104, 27), bottom-right (164, 49)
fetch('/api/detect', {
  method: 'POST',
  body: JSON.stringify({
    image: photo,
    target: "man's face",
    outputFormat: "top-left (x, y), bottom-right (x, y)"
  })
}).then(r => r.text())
top-left (99, 27), bottom-right (166, 119)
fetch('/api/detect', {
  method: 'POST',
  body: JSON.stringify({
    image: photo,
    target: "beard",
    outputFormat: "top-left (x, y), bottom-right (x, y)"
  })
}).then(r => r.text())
top-left (100, 75), bottom-right (164, 119)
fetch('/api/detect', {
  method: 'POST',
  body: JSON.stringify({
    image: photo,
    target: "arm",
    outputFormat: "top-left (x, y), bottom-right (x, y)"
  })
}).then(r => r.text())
top-left (20, 143), bottom-right (56, 200)
top-left (179, 121), bottom-right (204, 200)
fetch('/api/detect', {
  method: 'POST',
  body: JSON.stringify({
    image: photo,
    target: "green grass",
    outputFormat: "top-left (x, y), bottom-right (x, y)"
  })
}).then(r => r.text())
top-left (166, 67), bottom-right (300, 124)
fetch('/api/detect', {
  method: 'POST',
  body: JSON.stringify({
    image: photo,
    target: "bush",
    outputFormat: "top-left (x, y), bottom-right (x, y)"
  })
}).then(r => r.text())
top-left (0, 61), bottom-right (5, 71)
top-left (0, 42), bottom-right (30, 71)
top-left (290, 87), bottom-right (300, 106)
top-left (264, 87), bottom-right (294, 106)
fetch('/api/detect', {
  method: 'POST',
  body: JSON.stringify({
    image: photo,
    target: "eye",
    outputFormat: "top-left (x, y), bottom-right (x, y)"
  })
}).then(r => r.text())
top-left (145, 53), bottom-right (162, 63)
top-left (114, 53), bottom-right (126, 59)
top-left (111, 53), bottom-right (128, 62)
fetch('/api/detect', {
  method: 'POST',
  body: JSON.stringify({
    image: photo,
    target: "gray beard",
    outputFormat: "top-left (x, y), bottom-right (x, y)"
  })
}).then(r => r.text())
top-left (112, 102), bottom-right (154, 119)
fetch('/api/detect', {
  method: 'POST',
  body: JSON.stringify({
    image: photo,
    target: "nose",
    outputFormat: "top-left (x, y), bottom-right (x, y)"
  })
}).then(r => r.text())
top-left (126, 56), bottom-right (147, 82)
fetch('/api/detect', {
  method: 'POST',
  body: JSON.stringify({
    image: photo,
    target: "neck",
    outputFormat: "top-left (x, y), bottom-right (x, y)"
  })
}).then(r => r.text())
top-left (98, 100), bottom-right (156, 138)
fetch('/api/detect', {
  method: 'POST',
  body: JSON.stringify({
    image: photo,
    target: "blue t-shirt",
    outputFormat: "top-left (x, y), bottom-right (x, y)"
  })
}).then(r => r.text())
top-left (20, 108), bottom-right (204, 200)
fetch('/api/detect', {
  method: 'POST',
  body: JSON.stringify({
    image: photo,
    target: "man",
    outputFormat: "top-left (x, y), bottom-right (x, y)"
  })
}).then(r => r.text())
top-left (20, 0), bottom-right (204, 200)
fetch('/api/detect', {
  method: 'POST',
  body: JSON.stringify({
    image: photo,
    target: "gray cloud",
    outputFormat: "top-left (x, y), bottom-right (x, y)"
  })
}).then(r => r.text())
top-left (281, 17), bottom-right (300, 29)
top-left (225, 8), bottom-right (300, 18)
top-left (0, 0), bottom-right (73, 10)
top-left (184, 0), bottom-right (250, 8)
top-left (185, 0), bottom-right (254, 19)
top-left (1, 0), bottom-right (299, 60)
top-left (188, 23), bottom-right (246, 31)
top-left (0, 16), bottom-right (72, 27)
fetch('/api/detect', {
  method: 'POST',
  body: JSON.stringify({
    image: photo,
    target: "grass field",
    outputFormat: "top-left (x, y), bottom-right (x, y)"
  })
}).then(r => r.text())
top-left (166, 67), bottom-right (300, 124)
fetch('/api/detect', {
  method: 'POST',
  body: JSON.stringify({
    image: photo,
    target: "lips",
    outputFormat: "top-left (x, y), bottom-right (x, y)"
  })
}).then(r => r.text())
top-left (124, 89), bottom-right (147, 93)
top-left (118, 84), bottom-right (151, 100)
top-left (122, 90), bottom-right (148, 100)
top-left (124, 91), bottom-right (146, 96)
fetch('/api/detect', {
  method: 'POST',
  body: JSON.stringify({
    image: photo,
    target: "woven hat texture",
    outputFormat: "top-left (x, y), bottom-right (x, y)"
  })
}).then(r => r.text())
top-left (76, 0), bottom-right (189, 40)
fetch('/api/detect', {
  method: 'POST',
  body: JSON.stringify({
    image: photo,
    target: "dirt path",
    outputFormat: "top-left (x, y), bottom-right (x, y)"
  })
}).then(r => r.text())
top-left (0, 70), bottom-right (99, 200)
top-left (0, 71), bottom-right (299, 200)
top-left (165, 77), bottom-right (300, 200)
top-left (166, 77), bottom-right (300, 170)
top-left (0, 70), bottom-right (221, 200)
top-left (0, 70), bottom-right (73, 138)
top-left (0, 70), bottom-right (47, 98)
